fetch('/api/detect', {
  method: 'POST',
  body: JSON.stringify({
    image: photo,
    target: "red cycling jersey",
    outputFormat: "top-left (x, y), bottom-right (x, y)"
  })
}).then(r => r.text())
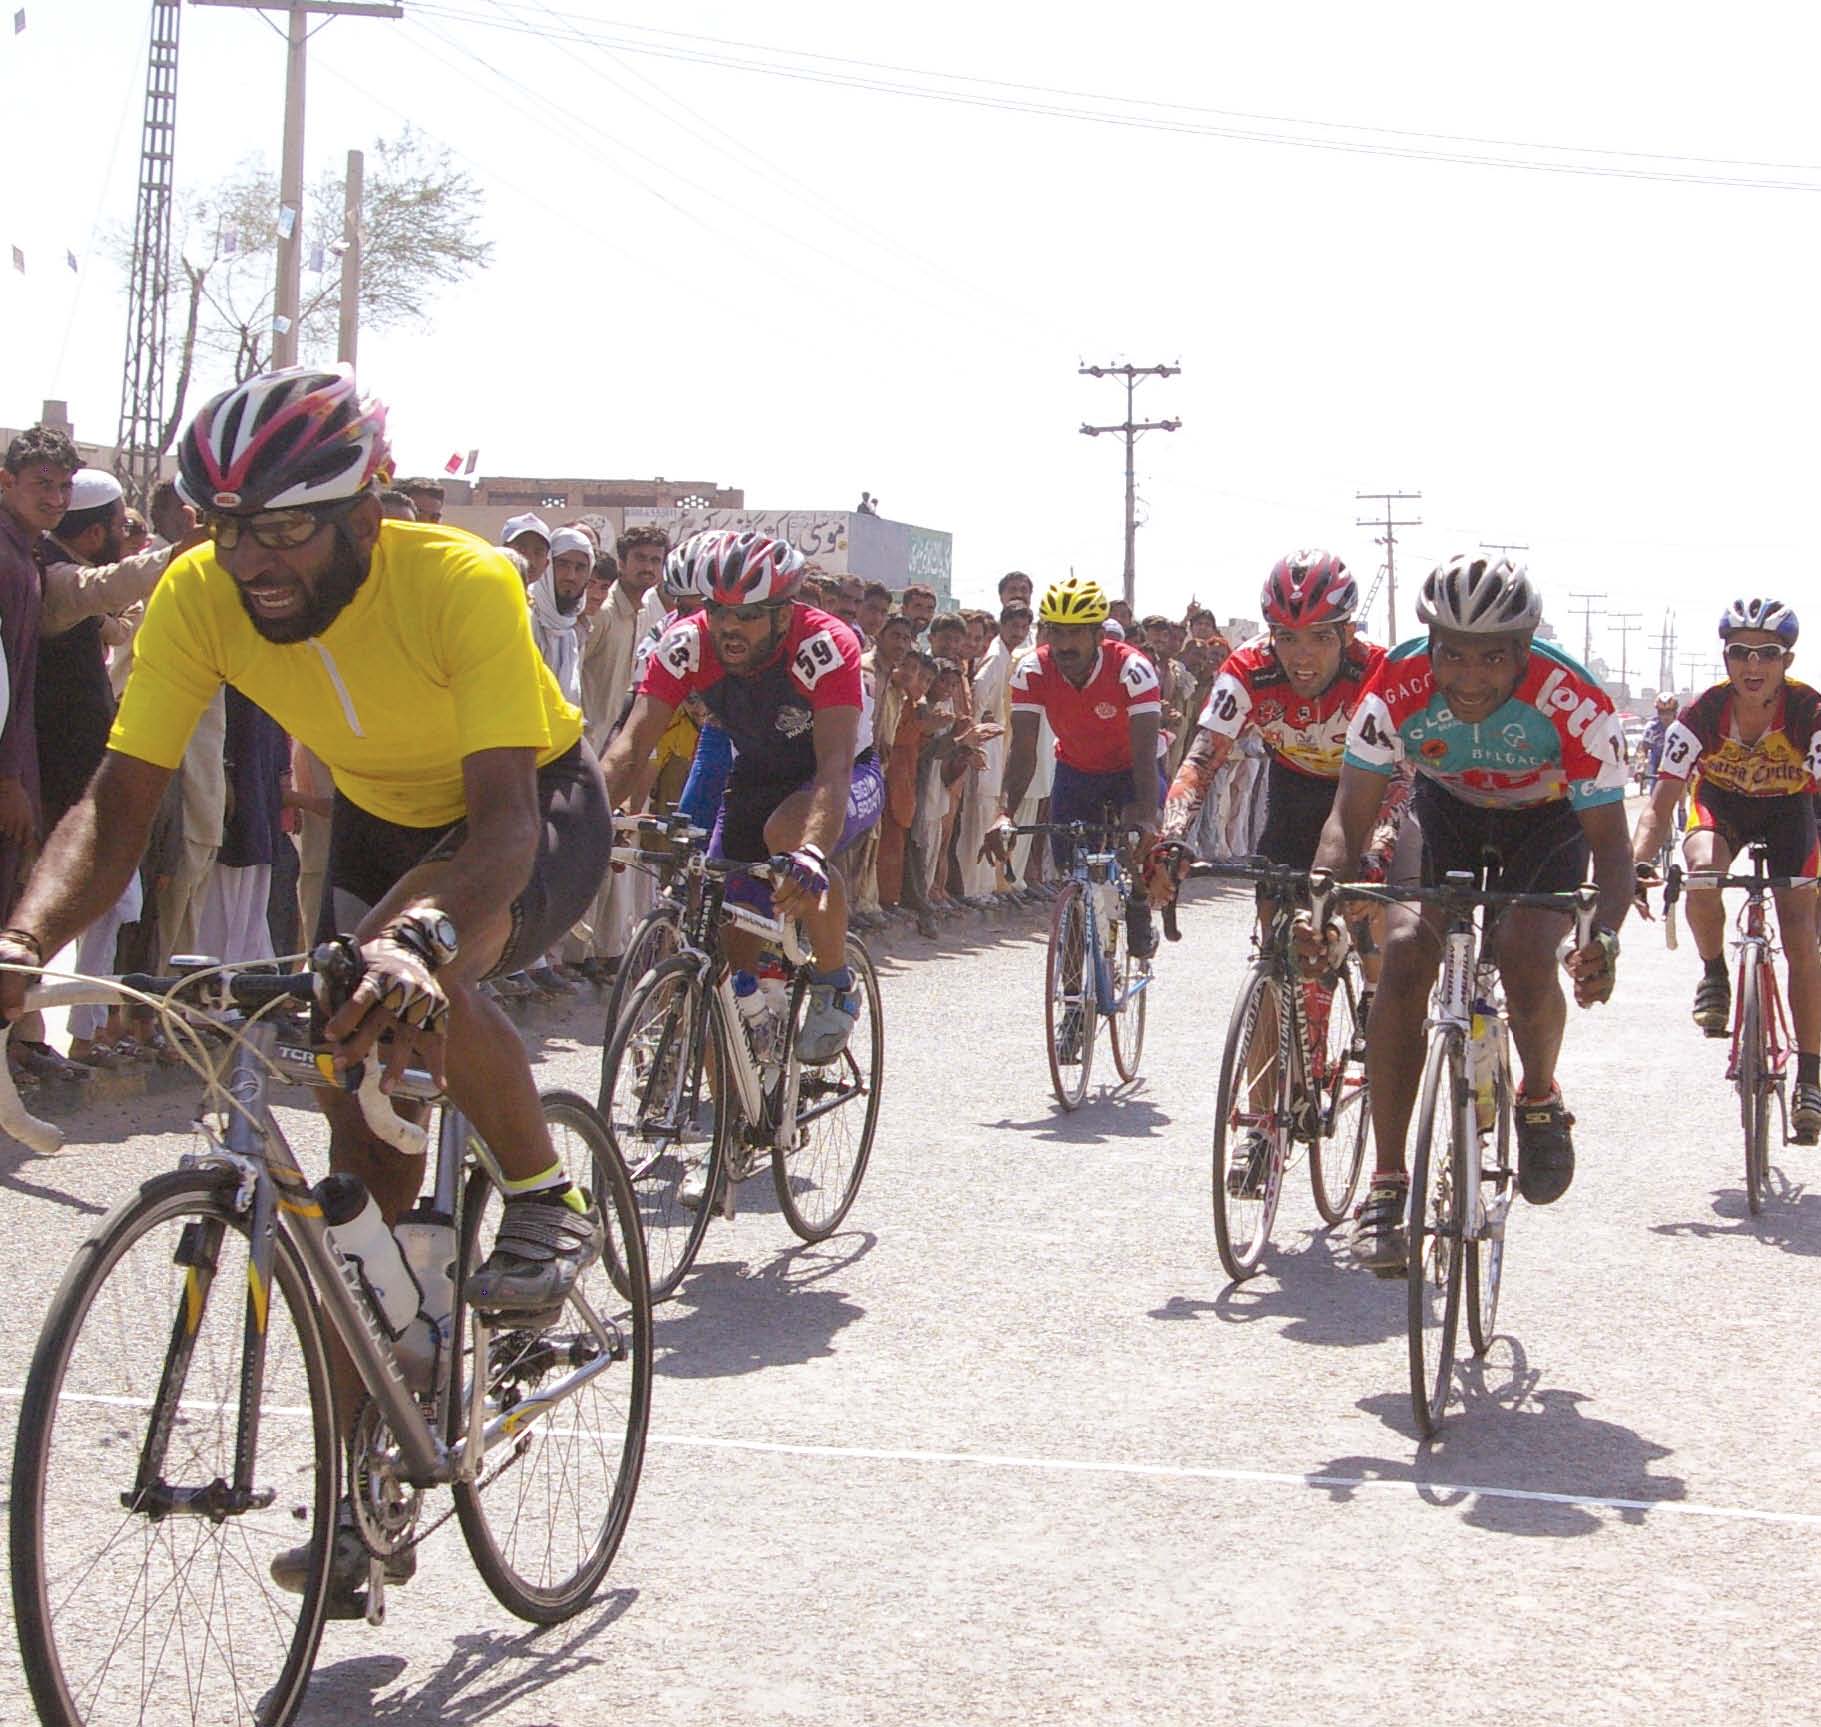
top-left (1658, 680), bottom-right (1821, 798)
top-left (1198, 634), bottom-right (1387, 779)
top-left (1009, 640), bottom-right (1161, 774)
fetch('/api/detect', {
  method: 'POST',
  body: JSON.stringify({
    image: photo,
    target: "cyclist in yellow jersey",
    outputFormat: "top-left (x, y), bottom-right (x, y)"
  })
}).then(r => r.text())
top-left (0, 368), bottom-right (615, 1613)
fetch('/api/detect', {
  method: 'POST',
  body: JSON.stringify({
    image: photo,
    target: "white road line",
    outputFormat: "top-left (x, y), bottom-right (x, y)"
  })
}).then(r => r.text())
top-left (649, 1432), bottom-right (1821, 1530)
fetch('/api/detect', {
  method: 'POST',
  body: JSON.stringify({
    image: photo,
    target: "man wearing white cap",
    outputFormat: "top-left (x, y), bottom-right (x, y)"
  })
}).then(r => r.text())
top-left (528, 526), bottom-right (591, 706)
top-left (500, 512), bottom-right (552, 585)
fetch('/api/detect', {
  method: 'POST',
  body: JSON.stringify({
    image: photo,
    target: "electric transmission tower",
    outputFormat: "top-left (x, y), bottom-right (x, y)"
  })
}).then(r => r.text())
top-left (112, 0), bottom-right (183, 507)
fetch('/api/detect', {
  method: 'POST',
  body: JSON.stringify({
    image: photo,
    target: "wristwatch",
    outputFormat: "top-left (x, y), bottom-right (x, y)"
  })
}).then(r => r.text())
top-left (390, 908), bottom-right (459, 972)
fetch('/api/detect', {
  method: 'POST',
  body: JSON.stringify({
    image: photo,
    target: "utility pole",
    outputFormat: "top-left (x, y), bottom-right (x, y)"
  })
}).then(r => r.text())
top-left (193, 1), bottom-right (401, 369)
top-left (1649, 610), bottom-right (1676, 693)
top-left (1479, 539), bottom-right (1530, 560)
top-left (1609, 611), bottom-right (1641, 698)
top-left (1568, 591), bottom-right (1606, 667)
top-left (337, 148), bottom-right (363, 365)
top-left (1356, 491), bottom-right (1422, 640)
top-left (1079, 362), bottom-right (1181, 613)
top-left (1681, 651), bottom-right (1706, 691)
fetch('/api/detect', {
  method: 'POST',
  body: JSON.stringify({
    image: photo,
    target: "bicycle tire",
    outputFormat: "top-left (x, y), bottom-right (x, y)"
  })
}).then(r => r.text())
top-left (1408, 1029), bottom-right (1467, 1438)
top-left (1107, 907), bottom-right (1148, 1083)
top-left (598, 955), bottom-right (728, 1300)
top-left (598, 898), bottom-right (683, 1093)
top-left (11, 1166), bottom-right (337, 1727)
top-left (1045, 882), bottom-right (1094, 1110)
top-left (453, 1091), bottom-right (652, 1623)
top-left (1466, 1035), bottom-right (1515, 1356)
top-left (1739, 948), bottom-right (1768, 1215)
top-left (1309, 959), bottom-right (1369, 1225)
top-left (1212, 963), bottom-right (1288, 1281)
top-left (773, 936), bottom-right (883, 1239)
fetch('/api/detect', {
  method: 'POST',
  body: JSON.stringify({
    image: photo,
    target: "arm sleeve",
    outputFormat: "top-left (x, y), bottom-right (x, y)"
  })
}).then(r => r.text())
top-left (106, 559), bottom-right (227, 770)
top-left (1656, 718), bottom-right (1703, 783)
top-left (1565, 707), bottom-right (1632, 809)
top-left (1198, 667), bottom-right (1254, 740)
top-left (432, 543), bottom-right (560, 755)
top-left (1008, 653), bottom-right (1044, 714)
top-left (638, 617), bottom-right (704, 707)
top-left (40, 545), bottom-right (172, 637)
top-left (790, 622), bottom-right (862, 710)
top-left (1341, 692), bottom-right (1402, 777)
top-left (1115, 649), bottom-right (1162, 716)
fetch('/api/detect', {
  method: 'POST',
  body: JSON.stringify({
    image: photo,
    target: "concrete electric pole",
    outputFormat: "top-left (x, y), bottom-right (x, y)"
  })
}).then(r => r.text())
top-left (337, 148), bottom-right (363, 365)
top-left (192, 1), bottom-right (401, 368)
top-left (1609, 611), bottom-right (1641, 698)
top-left (1649, 611), bottom-right (1677, 693)
top-left (1355, 491), bottom-right (1422, 640)
top-left (1568, 592), bottom-right (1606, 667)
top-left (1079, 362), bottom-right (1181, 613)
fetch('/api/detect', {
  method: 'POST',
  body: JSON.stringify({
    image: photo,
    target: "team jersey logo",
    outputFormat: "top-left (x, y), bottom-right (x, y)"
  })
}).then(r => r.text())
top-left (775, 705), bottom-right (813, 738)
top-left (793, 628), bottom-right (844, 690)
top-left (1094, 701), bottom-right (1118, 720)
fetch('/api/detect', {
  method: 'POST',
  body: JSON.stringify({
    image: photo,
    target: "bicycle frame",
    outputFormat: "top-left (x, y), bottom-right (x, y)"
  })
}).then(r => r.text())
top-left (1427, 909), bottom-right (1512, 1242)
top-left (1020, 822), bottom-right (1154, 1017)
top-left (1724, 882), bottom-right (1794, 1094)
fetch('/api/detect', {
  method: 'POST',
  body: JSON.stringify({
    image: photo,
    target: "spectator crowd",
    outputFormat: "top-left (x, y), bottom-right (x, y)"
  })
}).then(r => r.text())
top-left (0, 421), bottom-right (1271, 1093)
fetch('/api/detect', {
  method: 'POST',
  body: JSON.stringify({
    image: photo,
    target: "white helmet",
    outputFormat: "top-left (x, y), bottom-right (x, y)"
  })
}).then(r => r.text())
top-left (1416, 553), bottom-right (1543, 635)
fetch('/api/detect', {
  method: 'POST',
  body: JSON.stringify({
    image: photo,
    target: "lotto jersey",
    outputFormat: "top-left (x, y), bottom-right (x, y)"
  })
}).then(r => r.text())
top-left (1658, 680), bottom-right (1821, 798)
top-left (638, 604), bottom-right (870, 781)
top-left (1199, 634), bottom-right (1387, 780)
top-left (1009, 640), bottom-right (1161, 774)
top-left (109, 522), bottom-right (582, 827)
top-left (1343, 636), bottom-right (1628, 811)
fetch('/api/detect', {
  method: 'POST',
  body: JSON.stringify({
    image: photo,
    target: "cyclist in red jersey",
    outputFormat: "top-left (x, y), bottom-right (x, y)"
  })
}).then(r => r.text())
top-left (983, 575), bottom-right (1162, 957)
top-left (1632, 597), bottom-right (1821, 1141)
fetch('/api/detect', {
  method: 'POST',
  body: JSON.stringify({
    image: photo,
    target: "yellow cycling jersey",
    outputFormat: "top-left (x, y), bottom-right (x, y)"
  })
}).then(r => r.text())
top-left (109, 521), bottom-right (583, 827)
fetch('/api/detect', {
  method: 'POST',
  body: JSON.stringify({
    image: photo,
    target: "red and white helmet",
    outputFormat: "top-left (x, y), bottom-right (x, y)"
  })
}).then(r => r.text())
top-left (1261, 550), bottom-right (1358, 628)
top-left (671, 529), bottom-right (805, 607)
top-left (177, 365), bottom-right (391, 513)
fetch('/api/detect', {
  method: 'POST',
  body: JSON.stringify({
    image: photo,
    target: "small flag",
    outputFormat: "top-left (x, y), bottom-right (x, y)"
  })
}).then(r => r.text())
top-left (443, 451), bottom-right (463, 475)
top-left (464, 449), bottom-right (479, 474)
top-left (277, 205), bottom-right (296, 240)
top-left (65, 249), bottom-right (77, 273)
top-left (13, 11), bottom-right (25, 34)
top-left (272, 313), bottom-right (292, 335)
top-left (221, 228), bottom-right (238, 258)
top-left (10, 246), bottom-right (22, 274)
top-left (307, 243), bottom-right (324, 273)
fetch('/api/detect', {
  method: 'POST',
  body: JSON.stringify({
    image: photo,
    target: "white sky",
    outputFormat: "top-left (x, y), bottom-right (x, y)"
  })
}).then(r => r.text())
top-left (6, 1), bottom-right (1820, 688)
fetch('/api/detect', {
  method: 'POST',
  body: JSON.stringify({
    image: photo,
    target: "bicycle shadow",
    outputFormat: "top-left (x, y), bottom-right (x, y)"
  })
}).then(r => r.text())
top-left (653, 1231), bottom-right (875, 1379)
top-left (986, 1087), bottom-right (1174, 1144)
top-left (1651, 1178), bottom-right (1821, 1257)
top-left (299, 1586), bottom-right (636, 1723)
top-left (0, 1138), bottom-right (110, 1218)
top-left (1147, 1231), bottom-right (1403, 1349)
top-left (1313, 1339), bottom-right (1687, 1538)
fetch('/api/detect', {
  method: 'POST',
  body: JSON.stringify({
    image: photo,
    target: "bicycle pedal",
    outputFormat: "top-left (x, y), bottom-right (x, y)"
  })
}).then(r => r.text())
top-left (364, 1562), bottom-right (386, 1628)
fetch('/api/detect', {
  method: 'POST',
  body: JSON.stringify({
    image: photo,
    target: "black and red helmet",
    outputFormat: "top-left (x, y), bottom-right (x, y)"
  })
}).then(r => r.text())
top-left (1261, 550), bottom-right (1358, 629)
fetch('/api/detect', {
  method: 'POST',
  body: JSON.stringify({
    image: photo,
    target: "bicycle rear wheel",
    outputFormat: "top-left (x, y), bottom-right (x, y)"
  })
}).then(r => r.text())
top-left (598, 898), bottom-right (682, 1078)
top-left (454, 1091), bottom-right (652, 1623)
top-left (1045, 882), bottom-right (1094, 1110)
top-left (1107, 908), bottom-right (1148, 1083)
top-left (774, 936), bottom-right (883, 1239)
top-left (1466, 1040), bottom-right (1515, 1356)
top-left (1310, 960), bottom-right (1369, 1224)
top-left (1739, 949), bottom-right (1769, 1215)
top-left (1212, 964), bottom-right (1288, 1281)
top-left (599, 955), bottom-right (728, 1299)
top-left (10, 1167), bottom-right (337, 1727)
top-left (1409, 1029), bottom-right (1467, 1437)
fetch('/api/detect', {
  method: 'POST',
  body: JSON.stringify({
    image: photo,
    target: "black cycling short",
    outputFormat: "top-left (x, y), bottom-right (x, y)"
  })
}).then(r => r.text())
top-left (318, 742), bottom-right (610, 976)
top-left (1391, 777), bottom-right (1589, 896)
top-left (1687, 780), bottom-right (1819, 877)
top-left (1256, 758), bottom-right (1337, 869)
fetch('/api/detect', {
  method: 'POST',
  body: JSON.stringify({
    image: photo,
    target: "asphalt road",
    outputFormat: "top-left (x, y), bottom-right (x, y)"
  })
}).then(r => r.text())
top-left (4, 809), bottom-right (1818, 1726)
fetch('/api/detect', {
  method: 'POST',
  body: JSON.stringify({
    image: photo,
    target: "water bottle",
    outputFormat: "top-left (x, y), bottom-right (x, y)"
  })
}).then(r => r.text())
top-left (755, 953), bottom-right (790, 1021)
top-left (316, 1172), bottom-right (422, 1339)
top-left (732, 970), bottom-right (772, 1052)
top-left (393, 1207), bottom-right (457, 1395)
top-left (1466, 1003), bottom-right (1498, 1133)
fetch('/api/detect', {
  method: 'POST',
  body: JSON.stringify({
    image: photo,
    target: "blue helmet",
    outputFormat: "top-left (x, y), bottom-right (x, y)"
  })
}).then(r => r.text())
top-left (1718, 597), bottom-right (1798, 643)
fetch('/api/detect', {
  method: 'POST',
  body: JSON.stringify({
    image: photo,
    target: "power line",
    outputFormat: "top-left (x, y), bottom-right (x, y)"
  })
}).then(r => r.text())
top-left (1356, 492), bottom-right (1421, 641)
top-left (1080, 363), bottom-right (1181, 614)
top-left (1568, 592), bottom-right (1606, 668)
top-left (1609, 611), bottom-right (1641, 696)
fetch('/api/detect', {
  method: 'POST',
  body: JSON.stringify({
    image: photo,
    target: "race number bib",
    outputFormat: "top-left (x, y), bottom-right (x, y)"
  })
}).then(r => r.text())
top-left (792, 627), bottom-right (844, 691)
top-left (1199, 673), bottom-right (1249, 736)
top-left (1118, 653), bottom-right (1160, 699)
top-left (657, 621), bottom-right (701, 679)
top-left (1660, 721), bottom-right (1700, 778)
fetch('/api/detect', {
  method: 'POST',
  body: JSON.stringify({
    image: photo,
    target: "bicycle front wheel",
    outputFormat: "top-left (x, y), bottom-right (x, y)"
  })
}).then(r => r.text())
top-left (1739, 948), bottom-right (1769, 1215)
top-left (1409, 1029), bottom-right (1467, 1437)
top-left (10, 1167), bottom-right (337, 1727)
top-left (1310, 961), bottom-right (1369, 1224)
top-left (774, 936), bottom-right (883, 1240)
top-left (454, 1091), bottom-right (652, 1623)
top-left (1466, 1038), bottom-right (1515, 1356)
top-left (1212, 964), bottom-right (1288, 1281)
top-left (599, 954), bottom-right (728, 1299)
top-left (1044, 882), bottom-right (1095, 1110)
top-left (598, 898), bottom-right (682, 1078)
top-left (1107, 908), bottom-right (1148, 1083)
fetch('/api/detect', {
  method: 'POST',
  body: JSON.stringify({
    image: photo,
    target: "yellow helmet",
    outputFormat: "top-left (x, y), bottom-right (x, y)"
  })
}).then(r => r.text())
top-left (1038, 576), bottom-right (1110, 626)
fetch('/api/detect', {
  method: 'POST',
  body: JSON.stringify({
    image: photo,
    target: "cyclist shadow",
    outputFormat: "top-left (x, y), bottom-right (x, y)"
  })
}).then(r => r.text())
top-left (654, 1231), bottom-right (876, 1379)
top-left (0, 1138), bottom-right (109, 1218)
top-left (1651, 1178), bottom-right (1821, 1257)
top-left (300, 1586), bottom-right (636, 1722)
top-left (987, 1088), bottom-right (1173, 1144)
top-left (1148, 1232), bottom-right (1403, 1349)
top-left (1314, 1339), bottom-right (1687, 1538)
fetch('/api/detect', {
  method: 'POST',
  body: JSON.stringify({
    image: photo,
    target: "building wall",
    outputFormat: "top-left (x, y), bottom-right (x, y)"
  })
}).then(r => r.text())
top-left (442, 476), bottom-right (743, 547)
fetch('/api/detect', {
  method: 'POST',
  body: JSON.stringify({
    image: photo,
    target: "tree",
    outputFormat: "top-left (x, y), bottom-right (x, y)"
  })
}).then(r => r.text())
top-left (132, 127), bottom-right (492, 451)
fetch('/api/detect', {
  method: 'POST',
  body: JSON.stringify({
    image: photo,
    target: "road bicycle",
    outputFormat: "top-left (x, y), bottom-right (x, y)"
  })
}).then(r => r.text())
top-left (600, 810), bottom-right (704, 1039)
top-left (1664, 842), bottom-right (1809, 1214)
top-left (597, 837), bottom-right (883, 1301)
top-left (1010, 821), bottom-right (1155, 1111)
top-left (1179, 859), bottom-right (1370, 1281)
top-left (6, 955), bottom-right (651, 1727)
top-left (1332, 871), bottom-right (1596, 1439)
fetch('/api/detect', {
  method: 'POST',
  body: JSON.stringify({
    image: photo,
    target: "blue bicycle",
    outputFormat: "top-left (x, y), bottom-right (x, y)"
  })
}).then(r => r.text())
top-left (1013, 822), bottom-right (1155, 1110)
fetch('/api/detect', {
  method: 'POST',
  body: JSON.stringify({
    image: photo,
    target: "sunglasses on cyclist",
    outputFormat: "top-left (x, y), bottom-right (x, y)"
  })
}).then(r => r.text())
top-left (1724, 642), bottom-right (1790, 666)
top-left (705, 600), bottom-right (784, 625)
top-left (202, 498), bottom-right (356, 552)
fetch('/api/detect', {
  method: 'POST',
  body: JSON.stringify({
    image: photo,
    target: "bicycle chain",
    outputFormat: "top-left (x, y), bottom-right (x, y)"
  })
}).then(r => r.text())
top-left (351, 1435), bottom-right (531, 1563)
